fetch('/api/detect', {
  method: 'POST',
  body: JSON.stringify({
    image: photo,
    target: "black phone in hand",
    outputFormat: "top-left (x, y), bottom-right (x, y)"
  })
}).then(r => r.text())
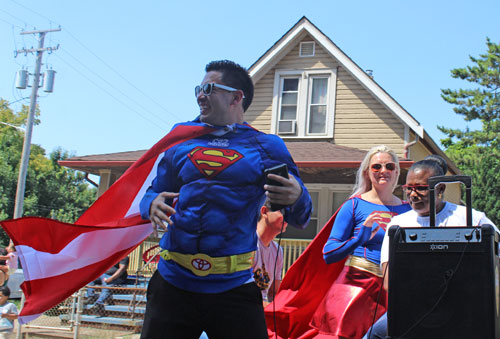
top-left (264, 164), bottom-right (289, 211)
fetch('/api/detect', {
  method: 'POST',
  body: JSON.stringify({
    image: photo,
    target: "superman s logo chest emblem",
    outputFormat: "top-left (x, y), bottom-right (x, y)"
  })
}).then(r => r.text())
top-left (373, 211), bottom-right (398, 231)
top-left (187, 147), bottom-right (244, 178)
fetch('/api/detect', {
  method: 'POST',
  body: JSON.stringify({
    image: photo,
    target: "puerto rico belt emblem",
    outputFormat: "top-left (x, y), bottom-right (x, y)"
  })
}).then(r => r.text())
top-left (188, 147), bottom-right (243, 178)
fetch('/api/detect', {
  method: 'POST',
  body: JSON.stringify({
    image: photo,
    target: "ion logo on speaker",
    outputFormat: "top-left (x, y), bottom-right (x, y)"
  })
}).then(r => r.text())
top-left (429, 244), bottom-right (449, 250)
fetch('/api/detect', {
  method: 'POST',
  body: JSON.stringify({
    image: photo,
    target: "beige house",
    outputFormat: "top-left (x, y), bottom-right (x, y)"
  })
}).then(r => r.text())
top-left (60, 17), bottom-right (460, 244)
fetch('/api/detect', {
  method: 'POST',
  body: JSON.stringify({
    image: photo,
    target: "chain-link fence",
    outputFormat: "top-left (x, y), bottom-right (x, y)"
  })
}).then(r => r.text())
top-left (19, 281), bottom-right (148, 338)
top-left (17, 239), bottom-right (161, 338)
top-left (14, 238), bottom-right (308, 338)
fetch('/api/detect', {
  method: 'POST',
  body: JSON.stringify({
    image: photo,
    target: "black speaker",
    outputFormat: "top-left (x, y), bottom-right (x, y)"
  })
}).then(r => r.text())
top-left (387, 225), bottom-right (500, 339)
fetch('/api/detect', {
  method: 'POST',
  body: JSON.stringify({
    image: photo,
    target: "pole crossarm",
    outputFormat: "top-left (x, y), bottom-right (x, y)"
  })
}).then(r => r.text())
top-left (15, 45), bottom-right (60, 56)
top-left (20, 28), bottom-right (61, 35)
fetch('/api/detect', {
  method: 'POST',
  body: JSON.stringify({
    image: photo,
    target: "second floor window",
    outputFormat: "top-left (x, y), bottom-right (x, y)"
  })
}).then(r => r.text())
top-left (278, 78), bottom-right (299, 134)
top-left (272, 69), bottom-right (337, 138)
top-left (308, 76), bottom-right (328, 134)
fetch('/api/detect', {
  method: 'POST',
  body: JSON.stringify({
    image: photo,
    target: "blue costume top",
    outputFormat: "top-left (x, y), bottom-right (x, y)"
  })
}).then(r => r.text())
top-left (323, 197), bottom-right (410, 265)
top-left (140, 118), bottom-right (312, 293)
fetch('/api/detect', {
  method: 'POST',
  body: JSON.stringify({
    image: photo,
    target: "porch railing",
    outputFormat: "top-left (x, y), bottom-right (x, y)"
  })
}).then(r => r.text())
top-left (127, 238), bottom-right (313, 278)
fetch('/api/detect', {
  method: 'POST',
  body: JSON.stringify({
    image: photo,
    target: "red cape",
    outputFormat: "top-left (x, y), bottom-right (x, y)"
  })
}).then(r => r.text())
top-left (265, 204), bottom-right (348, 339)
top-left (1, 124), bottom-right (215, 323)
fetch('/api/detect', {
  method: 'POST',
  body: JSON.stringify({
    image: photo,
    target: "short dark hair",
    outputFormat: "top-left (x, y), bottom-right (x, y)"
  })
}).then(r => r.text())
top-left (205, 60), bottom-right (254, 111)
top-left (257, 199), bottom-right (273, 221)
top-left (0, 286), bottom-right (11, 298)
top-left (423, 154), bottom-right (448, 174)
top-left (409, 157), bottom-right (446, 177)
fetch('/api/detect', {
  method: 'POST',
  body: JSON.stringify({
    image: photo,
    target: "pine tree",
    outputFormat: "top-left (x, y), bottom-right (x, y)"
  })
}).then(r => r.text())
top-left (440, 38), bottom-right (500, 149)
top-left (439, 38), bottom-right (500, 226)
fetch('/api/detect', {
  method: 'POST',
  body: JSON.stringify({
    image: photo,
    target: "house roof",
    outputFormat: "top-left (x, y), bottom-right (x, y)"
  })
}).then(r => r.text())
top-left (249, 16), bottom-right (424, 139)
top-left (247, 16), bottom-right (461, 175)
top-left (59, 142), bottom-right (414, 176)
top-left (59, 17), bottom-right (459, 178)
top-left (58, 150), bottom-right (145, 174)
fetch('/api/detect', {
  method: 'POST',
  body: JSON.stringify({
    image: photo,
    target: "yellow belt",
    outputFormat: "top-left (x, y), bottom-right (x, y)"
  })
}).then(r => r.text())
top-left (160, 250), bottom-right (255, 277)
top-left (345, 255), bottom-right (383, 277)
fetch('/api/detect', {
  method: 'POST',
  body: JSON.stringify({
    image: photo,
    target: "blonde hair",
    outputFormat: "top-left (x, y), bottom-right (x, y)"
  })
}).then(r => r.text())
top-left (350, 145), bottom-right (401, 198)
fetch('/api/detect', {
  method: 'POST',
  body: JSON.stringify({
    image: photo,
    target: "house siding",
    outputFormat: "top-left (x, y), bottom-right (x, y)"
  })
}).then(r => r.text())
top-left (246, 29), bottom-right (460, 203)
top-left (246, 72), bottom-right (274, 132)
top-left (246, 35), bottom-right (339, 133)
top-left (246, 35), bottom-right (406, 156)
top-left (333, 67), bottom-right (406, 155)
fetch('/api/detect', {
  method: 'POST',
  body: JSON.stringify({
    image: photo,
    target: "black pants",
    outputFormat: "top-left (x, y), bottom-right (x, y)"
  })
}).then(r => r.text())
top-left (141, 271), bottom-right (268, 339)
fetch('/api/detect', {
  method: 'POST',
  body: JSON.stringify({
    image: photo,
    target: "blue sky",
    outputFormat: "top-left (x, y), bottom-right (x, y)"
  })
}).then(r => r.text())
top-left (1, 0), bottom-right (499, 158)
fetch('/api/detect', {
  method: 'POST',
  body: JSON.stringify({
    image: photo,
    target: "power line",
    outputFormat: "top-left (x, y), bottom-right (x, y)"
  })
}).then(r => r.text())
top-left (0, 15), bottom-right (19, 29)
top-left (2, 4), bottom-right (171, 131)
top-left (63, 28), bottom-right (184, 121)
top-left (0, 8), bottom-right (28, 29)
top-left (7, 0), bottom-right (183, 122)
top-left (58, 47), bottom-right (173, 127)
top-left (4, 0), bottom-right (195, 144)
top-left (8, 0), bottom-right (54, 24)
top-left (52, 53), bottom-right (168, 131)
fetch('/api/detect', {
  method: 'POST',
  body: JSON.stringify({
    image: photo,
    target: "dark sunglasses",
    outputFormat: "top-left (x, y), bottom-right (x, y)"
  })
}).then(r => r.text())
top-left (194, 83), bottom-right (245, 98)
top-left (402, 184), bottom-right (430, 194)
top-left (370, 163), bottom-right (396, 172)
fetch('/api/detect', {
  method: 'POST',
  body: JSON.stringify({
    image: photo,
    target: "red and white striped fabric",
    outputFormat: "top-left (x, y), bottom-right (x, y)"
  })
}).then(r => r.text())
top-left (1, 124), bottom-right (214, 324)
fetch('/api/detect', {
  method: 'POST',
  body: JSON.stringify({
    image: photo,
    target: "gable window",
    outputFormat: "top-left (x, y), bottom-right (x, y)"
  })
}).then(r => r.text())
top-left (272, 69), bottom-right (337, 138)
top-left (299, 41), bottom-right (315, 57)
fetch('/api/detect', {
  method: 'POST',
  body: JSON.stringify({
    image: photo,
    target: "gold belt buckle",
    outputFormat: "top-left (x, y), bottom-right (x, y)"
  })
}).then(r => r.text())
top-left (189, 253), bottom-right (214, 277)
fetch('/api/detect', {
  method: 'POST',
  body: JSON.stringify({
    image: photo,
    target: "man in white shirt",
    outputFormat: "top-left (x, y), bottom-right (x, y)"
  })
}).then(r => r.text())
top-left (364, 157), bottom-right (496, 339)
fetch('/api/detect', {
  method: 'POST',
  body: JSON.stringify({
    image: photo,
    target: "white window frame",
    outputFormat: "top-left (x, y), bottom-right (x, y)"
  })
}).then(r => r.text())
top-left (277, 77), bottom-right (300, 134)
top-left (306, 183), bottom-right (353, 235)
top-left (271, 69), bottom-right (337, 139)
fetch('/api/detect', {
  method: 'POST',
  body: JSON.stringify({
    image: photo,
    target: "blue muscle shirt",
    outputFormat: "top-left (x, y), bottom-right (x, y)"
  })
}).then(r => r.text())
top-left (323, 197), bottom-right (411, 265)
top-left (140, 118), bottom-right (312, 293)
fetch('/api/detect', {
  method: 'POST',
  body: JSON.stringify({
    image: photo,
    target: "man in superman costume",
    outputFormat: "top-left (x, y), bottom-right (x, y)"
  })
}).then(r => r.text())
top-left (139, 60), bottom-right (312, 339)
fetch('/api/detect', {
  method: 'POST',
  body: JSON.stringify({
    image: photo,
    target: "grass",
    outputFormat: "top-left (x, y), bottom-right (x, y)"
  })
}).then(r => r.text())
top-left (11, 298), bottom-right (21, 309)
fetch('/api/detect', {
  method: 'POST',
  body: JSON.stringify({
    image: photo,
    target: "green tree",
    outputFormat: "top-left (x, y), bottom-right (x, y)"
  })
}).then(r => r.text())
top-left (444, 144), bottom-right (500, 224)
top-left (439, 38), bottom-right (500, 226)
top-left (0, 99), bottom-right (97, 245)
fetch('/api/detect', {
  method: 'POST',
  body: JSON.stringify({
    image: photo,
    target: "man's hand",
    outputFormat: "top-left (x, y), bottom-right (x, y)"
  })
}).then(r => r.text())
top-left (104, 263), bottom-right (127, 284)
top-left (264, 173), bottom-right (302, 208)
top-left (149, 192), bottom-right (179, 238)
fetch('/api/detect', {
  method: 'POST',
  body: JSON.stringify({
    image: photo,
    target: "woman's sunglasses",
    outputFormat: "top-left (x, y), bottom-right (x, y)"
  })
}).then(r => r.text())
top-left (194, 83), bottom-right (244, 98)
top-left (402, 184), bottom-right (430, 194)
top-left (370, 163), bottom-right (396, 172)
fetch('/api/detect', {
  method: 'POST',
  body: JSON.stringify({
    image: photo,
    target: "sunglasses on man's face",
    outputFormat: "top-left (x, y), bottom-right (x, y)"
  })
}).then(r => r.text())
top-left (194, 83), bottom-right (244, 98)
top-left (402, 184), bottom-right (430, 194)
top-left (370, 163), bottom-right (396, 172)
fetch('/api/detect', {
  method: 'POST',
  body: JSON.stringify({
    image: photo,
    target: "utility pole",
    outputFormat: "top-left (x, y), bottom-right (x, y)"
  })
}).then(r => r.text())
top-left (13, 28), bottom-right (60, 219)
